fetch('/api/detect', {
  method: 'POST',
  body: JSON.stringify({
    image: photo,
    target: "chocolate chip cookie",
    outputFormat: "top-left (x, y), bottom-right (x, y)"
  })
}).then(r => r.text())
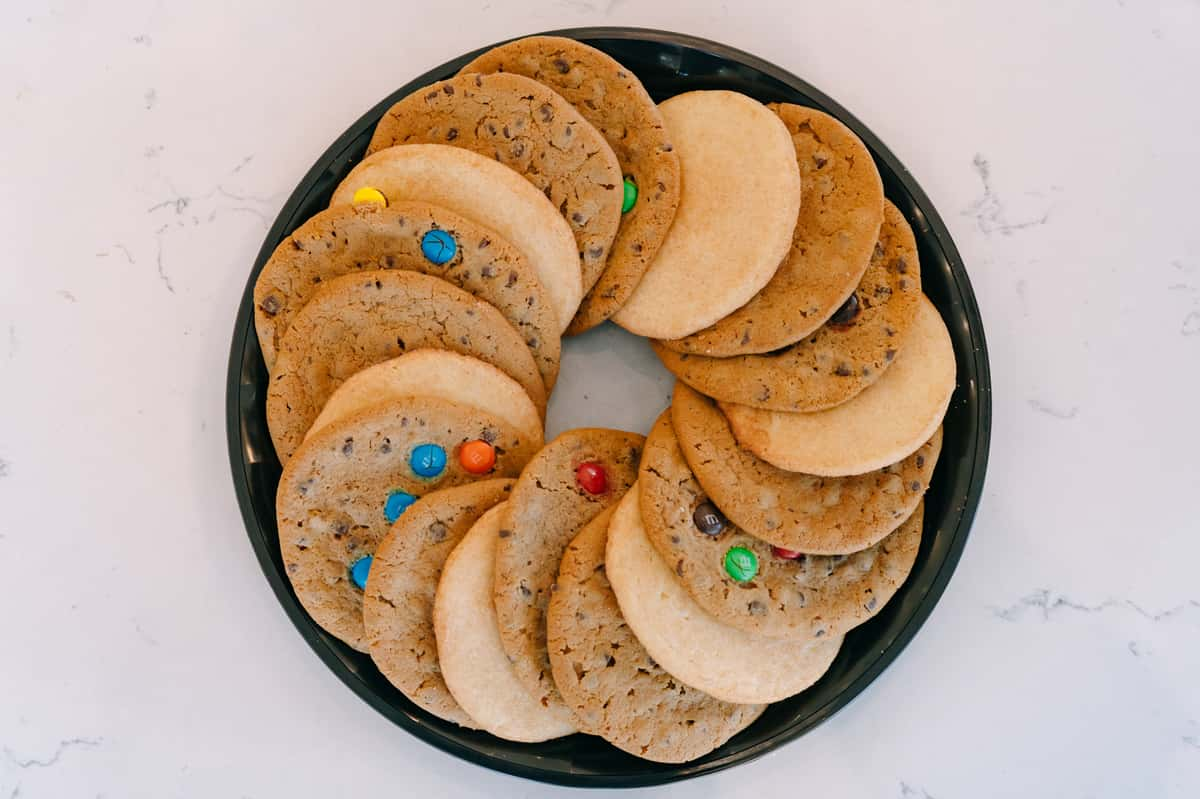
top-left (265, 270), bottom-right (546, 462)
top-left (368, 72), bottom-right (623, 301)
top-left (671, 381), bottom-right (939, 554)
top-left (253, 201), bottom-right (560, 391)
top-left (459, 36), bottom-right (681, 334)
top-left (638, 412), bottom-right (924, 640)
top-left (493, 428), bottom-right (644, 710)
top-left (653, 198), bottom-right (921, 412)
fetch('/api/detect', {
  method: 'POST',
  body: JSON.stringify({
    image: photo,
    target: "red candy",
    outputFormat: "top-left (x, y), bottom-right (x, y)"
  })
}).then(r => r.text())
top-left (771, 546), bottom-right (804, 560)
top-left (575, 461), bottom-right (608, 495)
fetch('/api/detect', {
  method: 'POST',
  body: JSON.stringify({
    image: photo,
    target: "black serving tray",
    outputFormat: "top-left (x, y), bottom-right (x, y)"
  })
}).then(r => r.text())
top-left (226, 27), bottom-right (991, 788)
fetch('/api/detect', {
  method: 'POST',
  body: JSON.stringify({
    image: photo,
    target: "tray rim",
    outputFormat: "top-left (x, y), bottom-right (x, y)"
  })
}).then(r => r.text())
top-left (225, 25), bottom-right (992, 788)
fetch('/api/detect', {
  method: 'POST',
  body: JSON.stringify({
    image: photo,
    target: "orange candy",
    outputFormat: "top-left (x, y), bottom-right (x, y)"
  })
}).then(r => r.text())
top-left (458, 440), bottom-right (496, 474)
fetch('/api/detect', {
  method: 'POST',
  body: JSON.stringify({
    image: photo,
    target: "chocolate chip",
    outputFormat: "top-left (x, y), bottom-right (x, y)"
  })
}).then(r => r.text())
top-left (297, 479), bottom-right (313, 497)
top-left (631, 243), bottom-right (642, 254)
top-left (675, 559), bottom-right (684, 577)
top-left (480, 428), bottom-right (497, 443)
top-left (538, 103), bottom-right (554, 122)
top-left (442, 84), bottom-right (454, 95)
top-left (571, 212), bottom-right (584, 224)
top-left (518, 582), bottom-right (532, 598)
top-left (341, 438), bottom-right (354, 456)
top-left (446, 127), bottom-right (458, 141)
top-left (553, 57), bottom-right (570, 73)
top-left (899, 278), bottom-right (909, 290)
top-left (424, 90), bottom-right (437, 100)
top-left (795, 591), bottom-right (806, 607)
top-left (498, 528), bottom-right (512, 538)
top-left (756, 386), bottom-right (771, 402)
top-left (916, 454), bottom-right (925, 468)
top-left (286, 562), bottom-right (298, 574)
top-left (833, 364), bottom-right (853, 377)
top-left (502, 125), bottom-right (511, 138)
top-left (474, 74), bottom-right (482, 87)
top-left (865, 596), bottom-right (878, 612)
top-left (511, 141), bottom-right (525, 158)
top-left (741, 330), bottom-right (751, 345)
top-left (605, 654), bottom-right (616, 667)
top-left (659, 143), bottom-right (673, 153)
top-left (814, 628), bottom-right (827, 637)
top-left (384, 255), bottom-right (396, 267)
top-left (874, 241), bottom-right (885, 258)
top-left (885, 348), bottom-right (897, 361)
top-left (506, 271), bottom-right (518, 288)
top-left (814, 155), bottom-right (828, 169)
top-left (748, 600), bottom-right (767, 616)
top-left (692, 502), bottom-right (726, 536)
top-left (396, 337), bottom-right (405, 350)
top-left (333, 520), bottom-right (349, 538)
top-left (896, 256), bottom-right (908, 274)
top-left (380, 438), bottom-right (392, 454)
top-left (478, 237), bottom-right (491, 249)
top-left (910, 480), bottom-right (921, 492)
top-left (480, 265), bottom-right (494, 278)
top-left (428, 522), bottom-right (448, 542)
top-left (259, 295), bottom-right (281, 316)
top-left (828, 293), bottom-right (860, 327)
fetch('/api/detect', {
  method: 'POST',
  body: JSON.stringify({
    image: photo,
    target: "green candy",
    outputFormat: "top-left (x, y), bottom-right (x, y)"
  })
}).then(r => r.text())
top-left (621, 177), bottom-right (637, 213)
top-left (723, 546), bottom-right (759, 583)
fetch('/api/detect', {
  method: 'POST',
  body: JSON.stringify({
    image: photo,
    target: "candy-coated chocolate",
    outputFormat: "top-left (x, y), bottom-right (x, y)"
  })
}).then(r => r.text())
top-left (692, 501), bottom-right (726, 536)
top-left (621, 177), bottom-right (638, 213)
top-left (384, 489), bottom-right (417, 522)
top-left (771, 545), bottom-right (804, 560)
top-left (575, 461), bottom-right (608, 495)
top-left (352, 186), bottom-right (387, 207)
top-left (420, 228), bottom-right (457, 265)
top-left (410, 443), bottom-right (447, 478)
top-left (723, 546), bottom-right (759, 582)
top-left (350, 555), bottom-right (373, 589)
top-left (458, 439), bottom-right (496, 474)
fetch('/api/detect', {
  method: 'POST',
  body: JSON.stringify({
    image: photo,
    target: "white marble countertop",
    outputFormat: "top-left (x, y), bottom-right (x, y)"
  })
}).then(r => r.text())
top-left (2, 1), bottom-right (1198, 796)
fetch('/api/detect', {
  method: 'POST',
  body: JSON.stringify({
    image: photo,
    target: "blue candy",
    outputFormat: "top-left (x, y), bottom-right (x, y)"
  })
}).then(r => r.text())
top-left (410, 443), bottom-right (447, 478)
top-left (421, 229), bottom-right (457, 265)
top-left (350, 555), bottom-right (373, 590)
top-left (384, 489), bottom-right (417, 522)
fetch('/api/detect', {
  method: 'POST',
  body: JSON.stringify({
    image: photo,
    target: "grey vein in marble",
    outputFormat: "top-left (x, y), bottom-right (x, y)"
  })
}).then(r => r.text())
top-left (4, 737), bottom-right (101, 769)
top-left (154, 238), bottom-right (175, 295)
top-left (1027, 398), bottom-right (1078, 419)
top-left (0, 458), bottom-right (9, 477)
top-left (230, 154), bottom-right (254, 174)
top-left (57, 290), bottom-right (77, 303)
top-left (143, 88), bottom-right (156, 111)
top-left (143, 145), bottom-right (164, 159)
top-left (1182, 311), bottom-right (1200, 336)
top-left (963, 154), bottom-right (1049, 236)
top-left (132, 34), bottom-right (152, 46)
top-left (133, 619), bottom-right (159, 646)
top-left (899, 782), bottom-right (937, 799)
top-left (993, 589), bottom-right (1200, 622)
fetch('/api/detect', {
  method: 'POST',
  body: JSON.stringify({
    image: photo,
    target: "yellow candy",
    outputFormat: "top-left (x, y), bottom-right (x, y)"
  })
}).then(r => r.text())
top-left (352, 186), bottom-right (387, 207)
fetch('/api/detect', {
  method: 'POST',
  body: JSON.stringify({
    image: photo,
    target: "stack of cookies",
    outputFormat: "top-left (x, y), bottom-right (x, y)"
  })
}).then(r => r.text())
top-left (254, 34), bottom-right (956, 764)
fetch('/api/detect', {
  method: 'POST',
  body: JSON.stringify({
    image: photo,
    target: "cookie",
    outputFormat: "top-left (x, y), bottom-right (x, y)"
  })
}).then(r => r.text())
top-left (277, 398), bottom-right (534, 651)
top-left (638, 412), bottom-right (924, 640)
top-left (605, 488), bottom-right (843, 704)
top-left (330, 144), bottom-right (581, 333)
top-left (434, 503), bottom-right (578, 742)
top-left (368, 72), bottom-right (623, 301)
top-left (363, 479), bottom-right (514, 727)
top-left (494, 428), bottom-right (644, 710)
top-left (306, 350), bottom-right (543, 449)
top-left (653, 198), bottom-right (921, 411)
top-left (252, 201), bottom-right (560, 391)
top-left (610, 91), bottom-right (801, 340)
top-left (661, 105), bottom-right (885, 356)
top-left (721, 294), bottom-right (954, 476)
top-left (265, 270), bottom-right (546, 463)
top-left (670, 382), bottom-right (939, 555)
top-left (459, 36), bottom-right (681, 334)
top-left (548, 505), bottom-right (766, 762)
